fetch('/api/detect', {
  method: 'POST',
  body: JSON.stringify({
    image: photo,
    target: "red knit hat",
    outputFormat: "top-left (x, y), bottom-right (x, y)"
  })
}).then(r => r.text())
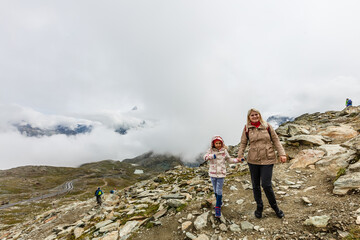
top-left (211, 136), bottom-right (224, 148)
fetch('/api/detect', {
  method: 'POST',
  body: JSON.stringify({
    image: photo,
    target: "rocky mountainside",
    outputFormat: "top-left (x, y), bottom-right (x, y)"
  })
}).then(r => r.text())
top-left (1, 107), bottom-right (360, 240)
top-left (122, 151), bottom-right (184, 172)
top-left (266, 115), bottom-right (294, 129)
top-left (14, 123), bottom-right (93, 137)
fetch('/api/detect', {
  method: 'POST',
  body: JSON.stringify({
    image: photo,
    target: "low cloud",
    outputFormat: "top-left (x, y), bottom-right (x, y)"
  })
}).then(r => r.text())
top-left (1, 1), bottom-right (360, 169)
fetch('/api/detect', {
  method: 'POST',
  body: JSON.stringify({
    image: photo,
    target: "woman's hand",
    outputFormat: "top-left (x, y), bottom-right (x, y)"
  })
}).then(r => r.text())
top-left (237, 157), bottom-right (245, 163)
top-left (279, 155), bottom-right (287, 163)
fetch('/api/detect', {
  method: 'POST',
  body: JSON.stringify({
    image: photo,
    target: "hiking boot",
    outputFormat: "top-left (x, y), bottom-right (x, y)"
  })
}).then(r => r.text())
top-left (215, 207), bottom-right (221, 218)
top-left (275, 209), bottom-right (284, 218)
top-left (271, 204), bottom-right (284, 218)
top-left (254, 204), bottom-right (263, 219)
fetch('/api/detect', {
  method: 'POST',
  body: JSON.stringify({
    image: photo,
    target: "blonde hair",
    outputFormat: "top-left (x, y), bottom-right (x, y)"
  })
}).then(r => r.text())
top-left (247, 108), bottom-right (267, 126)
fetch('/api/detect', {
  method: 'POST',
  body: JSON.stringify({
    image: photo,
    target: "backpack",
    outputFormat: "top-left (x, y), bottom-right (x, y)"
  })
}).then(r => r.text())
top-left (348, 99), bottom-right (352, 105)
top-left (244, 123), bottom-right (271, 141)
top-left (95, 189), bottom-right (103, 196)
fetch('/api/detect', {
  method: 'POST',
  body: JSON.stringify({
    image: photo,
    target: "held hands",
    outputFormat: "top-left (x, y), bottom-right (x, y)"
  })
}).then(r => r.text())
top-left (236, 158), bottom-right (245, 163)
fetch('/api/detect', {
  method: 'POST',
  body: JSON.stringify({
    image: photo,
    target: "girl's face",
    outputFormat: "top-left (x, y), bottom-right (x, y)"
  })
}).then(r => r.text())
top-left (249, 111), bottom-right (260, 123)
top-left (214, 141), bottom-right (222, 150)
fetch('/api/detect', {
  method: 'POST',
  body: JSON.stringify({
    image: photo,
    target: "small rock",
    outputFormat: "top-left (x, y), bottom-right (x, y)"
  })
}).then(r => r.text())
top-left (99, 222), bottom-right (120, 233)
top-left (186, 232), bottom-right (197, 240)
top-left (153, 208), bottom-right (167, 220)
top-left (356, 208), bottom-right (360, 214)
top-left (236, 199), bottom-right (244, 205)
top-left (73, 227), bottom-right (84, 239)
top-left (304, 215), bottom-right (331, 228)
top-left (284, 180), bottom-right (295, 185)
top-left (119, 221), bottom-right (139, 238)
top-left (240, 221), bottom-right (254, 230)
top-left (219, 223), bottom-right (227, 231)
top-left (194, 234), bottom-right (209, 240)
top-left (152, 221), bottom-right (162, 226)
top-left (162, 194), bottom-right (186, 199)
top-left (182, 221), bottom-right (192, 231)
top-left (95, 220), bottom-right (113, 230)
top-left (167, 199), bottom-right (184, 208)
top-left (301, 197), bottom-right (311, 205)
top-left (338, 230), bottom-right (350, 238)
top-left (303, 186), bottom-right (316, 192)
top-left (194, 211), bottom-right (209, 230)
top-left (219, 215), bottom-right (226, 224)
top-left (100, 231), bottom-right (119, 240)
top-left (135, 204), bottom-right (148, 209)
top-left (229, 223), bottom-right (241, 232)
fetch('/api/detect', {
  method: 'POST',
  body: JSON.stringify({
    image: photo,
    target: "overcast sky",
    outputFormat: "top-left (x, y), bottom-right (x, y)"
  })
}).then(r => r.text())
top-left (1, 1), bottom-right (360, 170)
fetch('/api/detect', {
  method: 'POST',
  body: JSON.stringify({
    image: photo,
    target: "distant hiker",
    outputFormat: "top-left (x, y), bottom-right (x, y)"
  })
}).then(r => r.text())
top-left (95, 187), bottom-right (103, 206)
top-left (204, 136), bottom-right (241, 218)
top-left (346, 98), bottom-right (352, 107)
top-left (110, 189), bottom-right (114, 194)
top-left (237, 108), bottom-right (286, 219)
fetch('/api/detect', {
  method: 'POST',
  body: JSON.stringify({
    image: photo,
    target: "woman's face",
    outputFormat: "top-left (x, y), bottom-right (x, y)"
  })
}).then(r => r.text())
top-left (249, 111), bottom-right (260, 123)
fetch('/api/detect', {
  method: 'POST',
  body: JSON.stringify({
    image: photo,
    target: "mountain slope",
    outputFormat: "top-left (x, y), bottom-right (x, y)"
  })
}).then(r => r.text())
top-left (1, 107), bottom-right (360, 240)
top-left (122, 151), bottom-right (184, 172)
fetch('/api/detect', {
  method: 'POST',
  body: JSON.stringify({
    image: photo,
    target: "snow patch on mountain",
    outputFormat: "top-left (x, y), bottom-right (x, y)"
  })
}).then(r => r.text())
top-left (267, 115), bottom-right (294, 129)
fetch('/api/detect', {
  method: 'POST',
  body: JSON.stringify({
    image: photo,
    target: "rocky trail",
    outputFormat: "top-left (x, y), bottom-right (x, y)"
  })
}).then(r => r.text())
top-left (1, 106), bottom-right (360, 240)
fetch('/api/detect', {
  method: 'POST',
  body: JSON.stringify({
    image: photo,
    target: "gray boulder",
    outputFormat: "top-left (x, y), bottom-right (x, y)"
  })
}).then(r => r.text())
top-left (287, 135), bottom-right (326, 146)
top-left (304, 215), bottom-right (331, 228)
top-left (333, 172), bottom-right (360, 195)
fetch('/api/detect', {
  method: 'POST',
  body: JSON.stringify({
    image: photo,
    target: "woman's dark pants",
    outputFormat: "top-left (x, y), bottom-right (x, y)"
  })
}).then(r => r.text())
top-left (248, 163), bottom-right (277, 209)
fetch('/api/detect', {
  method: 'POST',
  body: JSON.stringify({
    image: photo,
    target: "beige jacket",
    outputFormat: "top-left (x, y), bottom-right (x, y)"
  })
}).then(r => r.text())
top-left (237, 122), bottom-right (285, 165)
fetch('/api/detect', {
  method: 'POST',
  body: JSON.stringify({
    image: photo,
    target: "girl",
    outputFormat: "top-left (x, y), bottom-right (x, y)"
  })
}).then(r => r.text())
top-left (237, 108), bottom-right (286, 219)
top-left (204, 135), bottom-right (240, 218)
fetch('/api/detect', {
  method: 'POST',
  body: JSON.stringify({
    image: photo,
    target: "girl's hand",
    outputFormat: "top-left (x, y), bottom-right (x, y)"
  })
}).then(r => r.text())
top-left (279, 155), bottom-right (287, 163)
top-left (237, 158), bottom-right (245, 163)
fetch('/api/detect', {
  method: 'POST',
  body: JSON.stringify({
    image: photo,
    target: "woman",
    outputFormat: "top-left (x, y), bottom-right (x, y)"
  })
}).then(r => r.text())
top-left (237, 108), bottom-right (287, 219)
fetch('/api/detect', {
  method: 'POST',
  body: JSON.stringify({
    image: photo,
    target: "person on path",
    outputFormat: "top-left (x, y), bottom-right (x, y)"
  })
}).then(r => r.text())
top-left (203, 135), bottom-right (241, 218)
top-left (346, 98), bottom-right (352, 107)
top-left (94, 187), bottom-right (103, 206)
top-left (237, 108), bottom-right (287, 219)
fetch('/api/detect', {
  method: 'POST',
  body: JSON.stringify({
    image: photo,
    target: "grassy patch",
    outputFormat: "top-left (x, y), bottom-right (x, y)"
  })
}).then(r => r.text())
top-left (144, 221), bottom-right (154, 228)
top-left (176, 203), bottom-right (187, 212)
top-left (334, 168), bottom-right (346, 182)
top-left (344, 227), bottom-right (360, 240)
top-left (0, 201), bottom-right (52, 225)
top-left (228, 170), bottom-right (250, 179)
top-left (119, 204), bottom-right (159, 225)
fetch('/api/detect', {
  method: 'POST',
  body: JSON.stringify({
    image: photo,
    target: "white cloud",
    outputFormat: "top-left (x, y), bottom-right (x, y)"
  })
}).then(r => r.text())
top-left (0, 1), bottom-right (360, 169)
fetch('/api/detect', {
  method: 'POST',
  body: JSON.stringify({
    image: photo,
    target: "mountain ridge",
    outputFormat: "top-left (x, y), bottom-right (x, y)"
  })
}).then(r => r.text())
top-left (1, 106), bottom-right (360, 240)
